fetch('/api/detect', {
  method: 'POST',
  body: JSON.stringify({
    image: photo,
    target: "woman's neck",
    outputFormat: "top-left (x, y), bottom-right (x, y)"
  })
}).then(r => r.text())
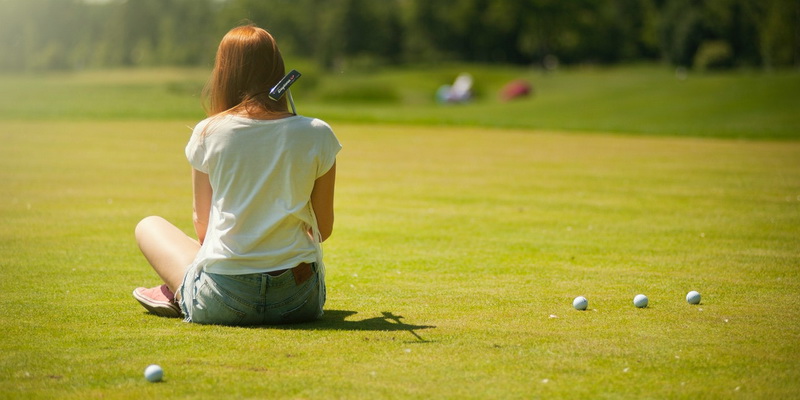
top-left (229, 104), bottom-right (293, 120)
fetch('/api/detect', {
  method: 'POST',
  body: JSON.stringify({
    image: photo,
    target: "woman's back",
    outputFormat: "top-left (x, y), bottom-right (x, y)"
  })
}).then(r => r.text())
top-left (186, 114), bottom-right (341, 275)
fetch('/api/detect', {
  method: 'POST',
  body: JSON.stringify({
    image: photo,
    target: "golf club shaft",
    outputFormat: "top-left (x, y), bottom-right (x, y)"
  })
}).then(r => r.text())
top-left (288, 89), bottom-right (297, 115)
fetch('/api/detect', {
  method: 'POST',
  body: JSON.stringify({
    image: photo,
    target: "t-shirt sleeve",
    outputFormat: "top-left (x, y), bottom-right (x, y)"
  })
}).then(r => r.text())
top-left (314, 119), bottom-right (342, 178)
top-left (185, 120), bottom-right (210, 173)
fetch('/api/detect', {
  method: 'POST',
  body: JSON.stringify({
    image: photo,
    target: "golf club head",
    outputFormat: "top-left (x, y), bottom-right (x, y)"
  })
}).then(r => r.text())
top-left (270, 69), bottom-right (301, 114)
top-left (269, 69), bottom-right (301, 101)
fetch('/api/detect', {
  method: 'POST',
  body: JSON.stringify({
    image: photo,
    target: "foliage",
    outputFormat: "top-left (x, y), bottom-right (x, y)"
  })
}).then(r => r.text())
top-left (694, 40), bottom-right (734, 70)
top-left (0, 0), bottom-right (797, 72)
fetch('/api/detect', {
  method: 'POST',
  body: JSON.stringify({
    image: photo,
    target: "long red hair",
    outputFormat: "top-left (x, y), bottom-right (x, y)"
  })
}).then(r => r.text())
top-left (202, 24), bottom-right (289, 117)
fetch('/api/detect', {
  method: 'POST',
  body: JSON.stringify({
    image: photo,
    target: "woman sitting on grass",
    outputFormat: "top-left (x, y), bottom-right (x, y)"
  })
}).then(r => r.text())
top-left (132, 24), bottom-right (341, 325)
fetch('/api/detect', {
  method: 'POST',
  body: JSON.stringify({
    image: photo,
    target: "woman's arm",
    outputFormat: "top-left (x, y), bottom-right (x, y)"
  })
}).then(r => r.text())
top-left (310, 162), bottom-right (336, 242)
top-left (192, 169), bottom-right (212, 244)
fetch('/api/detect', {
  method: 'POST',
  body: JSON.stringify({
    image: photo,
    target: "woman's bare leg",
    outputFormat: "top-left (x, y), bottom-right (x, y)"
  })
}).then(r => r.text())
top-left (135, 216), bottom-right (201, 294)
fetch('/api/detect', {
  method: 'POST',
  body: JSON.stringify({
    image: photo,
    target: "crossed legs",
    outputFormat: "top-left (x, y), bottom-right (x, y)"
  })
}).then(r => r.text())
top-left (135, 216), bottom-right (201, 294)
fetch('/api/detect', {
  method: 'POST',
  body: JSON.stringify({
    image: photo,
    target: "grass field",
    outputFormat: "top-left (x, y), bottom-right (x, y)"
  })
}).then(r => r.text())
top-left (1, 66), bottom-right (799, 399)
top-left (1, 64), bottom-right (799, 139)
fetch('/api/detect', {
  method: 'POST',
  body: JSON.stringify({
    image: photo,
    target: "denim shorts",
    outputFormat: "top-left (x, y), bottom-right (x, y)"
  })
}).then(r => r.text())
top-left (178, 263), bottom-right (324, 326)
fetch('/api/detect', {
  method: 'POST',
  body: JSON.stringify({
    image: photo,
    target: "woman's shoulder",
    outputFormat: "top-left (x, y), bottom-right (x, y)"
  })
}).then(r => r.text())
top-left (193, 115), bottom-right (216, 131)
top-left (283, 116), bottom-right (335, 138)
top-left (191, 114), bottom-right (234, 136)
top-left (290, 115), bottom-right (332, 129)
top-left (288, 117), bottom-right (340, 150)
top-left (193, 114), bottom-right (334, 139)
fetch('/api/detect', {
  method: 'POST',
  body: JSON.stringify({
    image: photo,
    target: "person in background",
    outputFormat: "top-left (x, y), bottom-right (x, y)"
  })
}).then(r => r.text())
top-left (437, 72), bottom-right (473, 103)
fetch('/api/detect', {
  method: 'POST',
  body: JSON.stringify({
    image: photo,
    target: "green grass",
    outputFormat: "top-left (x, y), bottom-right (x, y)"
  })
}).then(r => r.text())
top-left (1, 66), bottom-right (799, 398)
top-left (2, 120), bottom-right (799, 398)
top-left (1, 64), bottom-right (798, 139)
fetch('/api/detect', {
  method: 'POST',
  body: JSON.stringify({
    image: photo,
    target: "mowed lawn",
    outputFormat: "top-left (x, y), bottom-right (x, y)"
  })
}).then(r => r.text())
top-left (1, 118), bottom-right (798, 399)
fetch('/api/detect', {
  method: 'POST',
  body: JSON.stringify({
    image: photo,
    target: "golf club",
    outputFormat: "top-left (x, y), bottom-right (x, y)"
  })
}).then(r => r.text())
top-left (269, 69), bottom-right (302, 115)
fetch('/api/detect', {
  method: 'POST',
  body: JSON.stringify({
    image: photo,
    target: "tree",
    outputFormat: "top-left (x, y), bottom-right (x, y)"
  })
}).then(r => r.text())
top-left (759, 0), bottom-right (800, 68)
top-left (0, 0), bottom-right (795, 72)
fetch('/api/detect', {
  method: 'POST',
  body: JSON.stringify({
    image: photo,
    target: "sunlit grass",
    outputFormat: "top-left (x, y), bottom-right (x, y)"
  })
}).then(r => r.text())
top-left (1, 119), bottom-right (799, 398)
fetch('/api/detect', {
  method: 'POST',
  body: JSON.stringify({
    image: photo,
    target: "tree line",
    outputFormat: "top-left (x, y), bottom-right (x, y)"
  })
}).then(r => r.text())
top-left (0, 0), bottom-right (797, 72)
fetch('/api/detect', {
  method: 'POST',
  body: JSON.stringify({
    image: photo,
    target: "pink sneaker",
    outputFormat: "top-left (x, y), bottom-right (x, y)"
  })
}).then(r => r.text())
top-left (133, 284), bottom-right (181, 318)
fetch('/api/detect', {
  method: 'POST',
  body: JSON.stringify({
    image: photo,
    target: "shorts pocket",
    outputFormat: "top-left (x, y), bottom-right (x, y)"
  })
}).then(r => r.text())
top-left (278, 279), bottom-right (322, 324)
top-left (191, 278), bottom-right (247, 325)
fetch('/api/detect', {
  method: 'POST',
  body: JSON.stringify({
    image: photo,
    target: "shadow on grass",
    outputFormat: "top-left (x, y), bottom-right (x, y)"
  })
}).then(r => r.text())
top-left (141, 308), bottom-right (436, 342)
top-left (276, 310), bottom-right (436, 343)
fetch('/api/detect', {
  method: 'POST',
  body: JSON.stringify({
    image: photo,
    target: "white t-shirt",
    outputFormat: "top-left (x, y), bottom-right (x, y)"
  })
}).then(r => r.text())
top-left (185, 114), bottom-right (341, 275)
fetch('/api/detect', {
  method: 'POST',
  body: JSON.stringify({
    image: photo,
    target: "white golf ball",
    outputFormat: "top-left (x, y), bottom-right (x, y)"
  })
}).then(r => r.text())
top-left (144, 364), bottom-right (163, 382)
top-left (686, 291), bottom-right (701, 305)
top-left (573, 296), bottom-right (588, 311)
top-left (633, 294), bottom-right (648, 308)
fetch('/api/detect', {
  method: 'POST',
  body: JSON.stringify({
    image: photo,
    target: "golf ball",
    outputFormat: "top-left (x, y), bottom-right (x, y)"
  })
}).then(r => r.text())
top-left (144, 364), bottom-right (163, 382)
top-left (573, 296), bottom-right (588, 311)
top-left (686, 291), bottom-right (701, 305)
top-left (633, 294), bottom-right (648, 308)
